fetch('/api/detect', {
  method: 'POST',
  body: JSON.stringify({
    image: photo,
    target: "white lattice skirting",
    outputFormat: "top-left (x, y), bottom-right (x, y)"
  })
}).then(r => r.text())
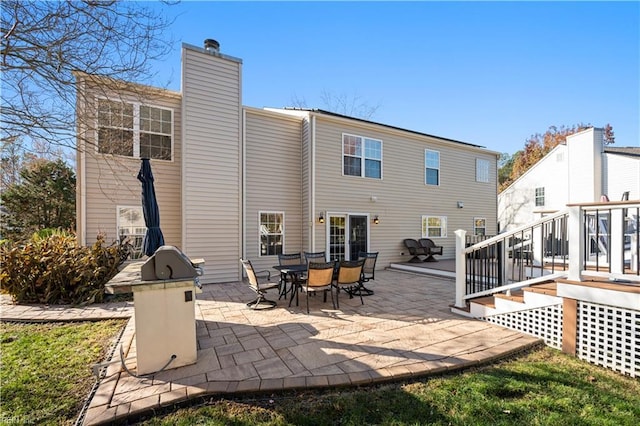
top-left (484, 304), bottom-right (563, 350)
top-left (484, 302), bottom-right (639, 378)
top-left (577, 302), bottom-right (639, 378)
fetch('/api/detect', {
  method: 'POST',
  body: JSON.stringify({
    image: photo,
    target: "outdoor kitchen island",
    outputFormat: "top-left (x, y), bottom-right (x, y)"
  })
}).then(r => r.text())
top-left (106, 247), bottom-right (204, 375)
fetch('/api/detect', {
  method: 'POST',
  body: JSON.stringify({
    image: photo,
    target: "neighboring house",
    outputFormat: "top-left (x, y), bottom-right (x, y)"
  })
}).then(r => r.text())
top-left (75, 40), bottom-right (500, 284)
top-left (498, 127), bottom-right (640, 231)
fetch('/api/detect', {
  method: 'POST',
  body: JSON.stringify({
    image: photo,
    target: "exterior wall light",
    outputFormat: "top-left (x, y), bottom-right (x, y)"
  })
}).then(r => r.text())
top-left (373, 216), bottom-right (380, 224)
top-left (318, 214), bottom-right (325, 224)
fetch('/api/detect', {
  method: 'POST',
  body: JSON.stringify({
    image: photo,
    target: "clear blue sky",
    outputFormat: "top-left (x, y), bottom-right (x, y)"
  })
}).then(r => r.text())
top-left (150, 1), bottom-right (639, 155)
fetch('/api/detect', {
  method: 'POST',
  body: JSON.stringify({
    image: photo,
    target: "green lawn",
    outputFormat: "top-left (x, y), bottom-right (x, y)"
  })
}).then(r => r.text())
top-left (0, 320), bottom-right (126, 425)
top-left (1, 321), bottom-right (638, 426)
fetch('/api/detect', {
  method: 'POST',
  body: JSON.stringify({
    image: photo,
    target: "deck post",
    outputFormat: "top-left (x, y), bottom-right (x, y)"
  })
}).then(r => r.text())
top-left (567, 205), bottom-right (584, 281)
top-left (454, 229), bottom-right (467, 308)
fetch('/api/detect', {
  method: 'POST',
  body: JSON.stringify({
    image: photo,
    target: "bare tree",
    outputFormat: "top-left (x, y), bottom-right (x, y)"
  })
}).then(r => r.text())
top-left (291, 89), bottom-right (380, 120)
top-left (1, 0), bottom-right (175, 155)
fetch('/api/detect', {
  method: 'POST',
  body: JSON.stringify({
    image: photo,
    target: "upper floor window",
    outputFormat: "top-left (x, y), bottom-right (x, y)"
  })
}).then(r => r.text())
top-left (342, 134), bottom-right (382, 179)
top-left (535, 187), bottom-right (545, 206)
top-left (259, 211), bottom-right (284, 256)
top-left (474, 218), bottom-right (487, 236)
top-left (98, 99), bottom-right (173, 160)
top-left (422, 215), bottom-right (447, 238)
top-left (425, 150), bottom-right (440, 186)
top-left (476, 159), bottom-right (490, 183)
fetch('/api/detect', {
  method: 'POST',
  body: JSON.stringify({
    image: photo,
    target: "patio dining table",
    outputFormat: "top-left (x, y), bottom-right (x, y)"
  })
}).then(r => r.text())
top-left (272, 264), bottom-right (307, 305)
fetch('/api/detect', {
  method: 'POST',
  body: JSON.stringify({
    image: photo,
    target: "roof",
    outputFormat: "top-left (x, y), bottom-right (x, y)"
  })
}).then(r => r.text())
top-left (283, 107), bottom-right (486, 150)
top-left (604, 147), bottom-right (640, 158)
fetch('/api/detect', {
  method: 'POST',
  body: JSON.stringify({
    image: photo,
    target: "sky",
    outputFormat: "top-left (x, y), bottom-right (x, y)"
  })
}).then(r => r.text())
top-left (148, 1), bottom-right (639, 155)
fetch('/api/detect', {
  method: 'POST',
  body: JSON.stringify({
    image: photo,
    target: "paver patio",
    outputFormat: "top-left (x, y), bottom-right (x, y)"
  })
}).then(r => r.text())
top-left (75, 269), bottom-right (540, 425)
top-left (0, 269), bottom-right (541, 425)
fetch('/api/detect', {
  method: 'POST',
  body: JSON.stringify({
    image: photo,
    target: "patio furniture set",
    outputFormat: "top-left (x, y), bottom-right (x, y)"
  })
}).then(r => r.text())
top-left (240, 251), bottom-right (378, 313)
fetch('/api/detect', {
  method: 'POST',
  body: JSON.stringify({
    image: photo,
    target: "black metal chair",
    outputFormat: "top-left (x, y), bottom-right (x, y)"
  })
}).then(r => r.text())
top-left (333, 259), bottom-right (365, 309)
top-left (240, 259), bottom-right (280, 309)
top-left (418, 238), bottom-right (443, 262)
top-left (349, 251), bottom-right (377, 296)
top-left (278, 253), bottom-right (303, 298)
top-left (298, 262), bottom-right (335, 314)
top-left (303, 251), bottom-right (327, 264)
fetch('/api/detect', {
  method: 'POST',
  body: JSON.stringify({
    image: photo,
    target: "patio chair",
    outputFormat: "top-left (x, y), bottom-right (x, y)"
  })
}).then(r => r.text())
top-left (298, 262), bottom-right (335, 314)
top-left (333, 259), bottom-right (365, 309)
top-left (304, 251), bottom-right (327, 264)
top-left (418, 238), bottom-right (443, 262)
top-left (403, 238), bottom-right (428, 262)
top-left (278, 252), bottom-right (303, 299)
top-left (348, 251), bottom-right (377, 296)
top-left (240, 259), bottom-right (280, 309)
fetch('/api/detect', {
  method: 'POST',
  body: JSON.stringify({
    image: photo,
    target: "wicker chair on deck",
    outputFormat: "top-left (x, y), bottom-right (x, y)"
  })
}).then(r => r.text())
top-left (403, 238), bottom-right (429, 262)
top-left (418, 238), bottom-right (443, 262)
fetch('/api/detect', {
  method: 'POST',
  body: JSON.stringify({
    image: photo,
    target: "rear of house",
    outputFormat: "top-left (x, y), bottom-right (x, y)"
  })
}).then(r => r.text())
top-left (75, 40), bottom-right (500, 283)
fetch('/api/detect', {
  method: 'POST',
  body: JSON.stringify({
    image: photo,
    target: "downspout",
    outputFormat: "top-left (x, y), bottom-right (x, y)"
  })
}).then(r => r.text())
top-left (77, 77), bottom-right (87, 246)
top-left (310, 115), bottom-right (317, 250)
top-left (241, 108), bottom-right (247, 262)
top-left (180, 48), bottom-right (187, 253)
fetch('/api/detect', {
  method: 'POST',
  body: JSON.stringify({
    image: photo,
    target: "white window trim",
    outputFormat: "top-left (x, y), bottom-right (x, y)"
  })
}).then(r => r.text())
top-left (96, 97), bottom-right (175, 162)
top-left (342, 133), bottom-right (383, 179)
top-left (474, 217), bottom-right (487, 236)
top-left (421, 215), bottom-right (447, 239)
top-left (258, 211), bottom-right (285, 257)
top-left (476, 158), bottom-right (490, 183)
top-left (535, 187), bottom-right (545, 207)
top-left (425, 149), bottom-right (440, 186)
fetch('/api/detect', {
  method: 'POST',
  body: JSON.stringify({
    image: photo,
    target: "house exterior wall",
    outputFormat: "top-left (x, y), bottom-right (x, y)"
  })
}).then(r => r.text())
top-left (243, 108), bottom-right (304, 272)
top-left (181, 44), bottom-right (242, 283)
top-left (603, 153), bottom-right (640, 200)
top-left (306, 112), bottom-right (498, 266)
top-left (74, 74), bottom-right (182, 251)
top-left (498, 145), bottom-right (569, 231)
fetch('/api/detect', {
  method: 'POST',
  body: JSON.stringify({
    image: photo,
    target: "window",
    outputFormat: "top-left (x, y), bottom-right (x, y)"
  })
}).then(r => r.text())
top-left (425, 150), bottom-right (440, 186)
top-left (476, 159), bottom-right (490, 183)
top-left (342, 134), bottom-right (382, 179)
top-left (474, 218), bottom-right (486, 236)
top-left (117, 206), bottom-right (146, 259)
top-left (535, 187), bottom-right (545, 207)
top-left (422, 215), bottom-right (447, 238)
top-left (98, 99), bottom-right (172, 160)
top-left (259, 212), bottom-right (284, 256)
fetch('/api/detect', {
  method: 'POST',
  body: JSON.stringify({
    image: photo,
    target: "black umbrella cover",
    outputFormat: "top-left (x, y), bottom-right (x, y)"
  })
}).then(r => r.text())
top-left (137, 158), bottom-right (165, 256)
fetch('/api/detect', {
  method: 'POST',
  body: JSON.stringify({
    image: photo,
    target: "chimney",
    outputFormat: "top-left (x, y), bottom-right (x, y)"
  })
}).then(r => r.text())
top-left (204, 39), bottom-right (220, 54)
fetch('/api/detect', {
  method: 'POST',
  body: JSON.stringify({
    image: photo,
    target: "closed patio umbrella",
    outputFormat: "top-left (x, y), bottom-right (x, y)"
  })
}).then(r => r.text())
top-left (137, 158), bottom-right (165, 256)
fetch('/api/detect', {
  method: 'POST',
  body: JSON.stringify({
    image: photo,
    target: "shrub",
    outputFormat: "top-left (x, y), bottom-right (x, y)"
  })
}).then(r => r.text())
top-left (0, 231), bottom-right (130, 305)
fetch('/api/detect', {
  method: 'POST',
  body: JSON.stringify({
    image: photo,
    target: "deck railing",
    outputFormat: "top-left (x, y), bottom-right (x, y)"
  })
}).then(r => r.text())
top-left (454, 201), bottom-right (640, 308)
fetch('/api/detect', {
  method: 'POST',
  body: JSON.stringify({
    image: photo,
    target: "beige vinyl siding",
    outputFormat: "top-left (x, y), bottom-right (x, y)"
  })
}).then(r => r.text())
top-left (244, 109), bottom-right (303, 271)
top-left (77, 80), bottom-right (182, 251)
top-left (182, 45), bottom-right (242, 283)
top-left (311, 114), bottom-right (498, 267)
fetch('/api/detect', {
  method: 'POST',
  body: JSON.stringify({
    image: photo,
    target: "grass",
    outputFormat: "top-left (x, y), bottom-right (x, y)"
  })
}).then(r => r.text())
top-left (139, 347), bottom-right (640, 426)
top-left (0, 320), bottom-right (126, 425)
top-left (1, 322), bottom-right (638, 426)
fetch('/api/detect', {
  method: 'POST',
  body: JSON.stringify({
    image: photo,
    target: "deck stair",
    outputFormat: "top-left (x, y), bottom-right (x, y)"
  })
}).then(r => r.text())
top-left (468, 281), bottom-right (561, 318)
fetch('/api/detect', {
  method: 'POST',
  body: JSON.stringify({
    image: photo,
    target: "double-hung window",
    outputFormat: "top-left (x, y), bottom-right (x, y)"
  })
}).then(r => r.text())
top-left (342, 134), bottom-right (382, 179)
top-left (98, 99), bottom-right (173, 160)
top-left (425, 150), bottom-right (440, 186)
top-left (422, 215), bottom-right (447, 238)
top-left (476, 159), bottom-right (490, 183)
top-left (117, 206), bottom-right (146, 259)
top-left (474, 218), bottom-right (487, 236)
top-left (535, 187), bottom-right (545, 207)
top-left (259, 212), bottom-right (284, 256)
